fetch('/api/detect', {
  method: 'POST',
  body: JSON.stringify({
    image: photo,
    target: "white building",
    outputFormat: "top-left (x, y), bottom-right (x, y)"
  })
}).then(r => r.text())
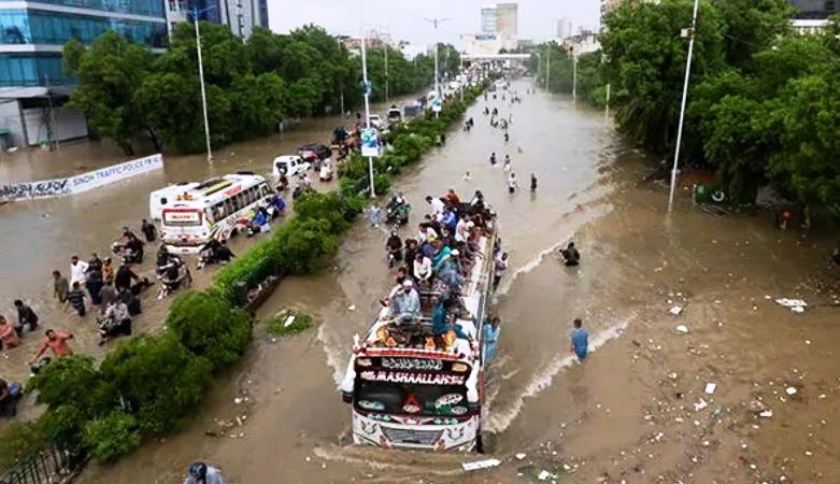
top-left (481, 5), bottom-right (497, 33)
top-left (556, 18), bottom-right (573, 40)
top-left (165, 0), bottom-right (269, 39)
top-left (463, 33), bottom-right (504, 57)
top-left (495, 3), bottom-right (518, 50)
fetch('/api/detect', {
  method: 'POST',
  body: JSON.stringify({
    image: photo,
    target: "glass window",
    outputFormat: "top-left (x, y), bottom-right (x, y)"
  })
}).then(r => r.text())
top-left (1, 10), bottom-right (167, 48)
top-left (224, 198), bottom-right (234, 216)
top-left (0, 1), bottom-right (166, 18)
top-left (0, 54), bottom-right (70, 87)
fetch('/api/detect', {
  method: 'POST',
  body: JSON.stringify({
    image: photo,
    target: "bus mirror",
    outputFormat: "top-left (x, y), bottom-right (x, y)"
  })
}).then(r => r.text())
top-left (342, 391), bottom-right (353, 404)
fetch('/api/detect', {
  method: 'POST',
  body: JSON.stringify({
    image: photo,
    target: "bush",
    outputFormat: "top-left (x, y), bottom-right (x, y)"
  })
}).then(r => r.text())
top-left (37, 404), bottom-right (88, 453)
top-left (265, 310), bottom-right (313, 336)
top-left (99, 334), bottom-right (212, 434)
top-left (273, 218), bottom-right (341, 274)
top-left (29, 355), bottom-right (109, 412)
top-left (167, 291), bottom-right (252, 369)
top-left (293, 191), bottom-right (351, 231)
top-left (83, 411), bottom-right (141, 463)
top-left (0, 421), bottom-right (46, 471)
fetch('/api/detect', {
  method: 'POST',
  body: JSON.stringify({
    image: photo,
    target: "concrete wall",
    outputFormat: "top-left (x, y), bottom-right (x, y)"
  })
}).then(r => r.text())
top-left (0, 99), bottom-right (26, 148)
top-left (21, 106), bottom-right (87, 146)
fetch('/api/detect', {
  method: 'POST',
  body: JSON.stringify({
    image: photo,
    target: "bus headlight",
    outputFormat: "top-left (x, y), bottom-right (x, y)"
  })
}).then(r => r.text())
top-left (451, 363), bottom-right (469, 373)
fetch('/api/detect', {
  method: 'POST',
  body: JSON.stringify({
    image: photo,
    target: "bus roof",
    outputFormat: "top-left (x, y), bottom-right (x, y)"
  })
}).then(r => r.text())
top-left (159, 173), bottom-right (267, 207)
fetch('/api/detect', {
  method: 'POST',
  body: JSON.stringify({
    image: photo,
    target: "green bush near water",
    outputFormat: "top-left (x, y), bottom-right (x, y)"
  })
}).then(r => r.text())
top-left (5, 80), bottom-right (490, 469)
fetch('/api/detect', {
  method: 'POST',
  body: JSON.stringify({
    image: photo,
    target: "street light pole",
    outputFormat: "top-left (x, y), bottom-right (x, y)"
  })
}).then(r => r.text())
top-left (545, 43), bottom-right (551, 91)
top-left (667, 0), bottom-right (700, 213)
top-left (384, 43), bottom-right (389, 103)
top-left (193, 7), bottom-right (213, 162)
top-left (424, 17), bottom-right (449, 117)
top-left (572, 52), bottom-right (578, 100)
top-left (360, 28), bottom-right (376, 198)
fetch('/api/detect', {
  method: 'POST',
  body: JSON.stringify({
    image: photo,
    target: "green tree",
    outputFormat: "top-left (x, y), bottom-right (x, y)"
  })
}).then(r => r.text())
top-left (63, 31), bottom-right (154, 154)
top-left (166, 291), bottom-right (252, 369)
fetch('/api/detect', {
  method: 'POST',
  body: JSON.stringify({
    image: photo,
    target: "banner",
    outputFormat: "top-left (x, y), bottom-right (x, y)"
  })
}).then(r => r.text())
top-left (360, 128), bottom-right (382, 157)
top-left (1, 154), bottom-right (163, 202)
top-left (432, 98), bottom-right (443, 113)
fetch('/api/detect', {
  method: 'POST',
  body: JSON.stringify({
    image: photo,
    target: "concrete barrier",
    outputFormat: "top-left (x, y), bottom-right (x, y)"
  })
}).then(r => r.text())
top-left (0, 154), bottom-right (163, 202)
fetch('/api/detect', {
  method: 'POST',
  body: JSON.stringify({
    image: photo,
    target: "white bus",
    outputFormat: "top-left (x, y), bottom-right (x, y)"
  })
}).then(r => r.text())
top-left (159, 173), bottom-right (275, 254)
top-left (340, 207), bottom-right (499, 451)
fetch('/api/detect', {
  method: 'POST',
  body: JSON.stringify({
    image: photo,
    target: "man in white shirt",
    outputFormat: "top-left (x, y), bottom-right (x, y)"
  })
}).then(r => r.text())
top-left (413, 253), bottom-right (432, 284)
top-left (69, 255), bottom-right (89, 287)
top-left (425, 195), bottom-right (445, 218)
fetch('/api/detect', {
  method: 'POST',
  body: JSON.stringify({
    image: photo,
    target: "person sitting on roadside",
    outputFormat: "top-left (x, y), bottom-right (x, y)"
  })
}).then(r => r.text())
top-left (13, 299), bottom-right (38, 335)
top-left (30, 329), bottom-right (73, 367)
top-left (98, 300), bottom-right (132, 346)
top-left (0, 316), bottom-right (21, 351)
top-left (0, 378), bottom-right (22, 418)
top-left (560, 242), bottom-right (580, 266)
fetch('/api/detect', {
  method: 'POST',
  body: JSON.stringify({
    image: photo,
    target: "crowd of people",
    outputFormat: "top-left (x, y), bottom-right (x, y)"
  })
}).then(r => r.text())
top-left (372, 187), bottom-right (508, 355)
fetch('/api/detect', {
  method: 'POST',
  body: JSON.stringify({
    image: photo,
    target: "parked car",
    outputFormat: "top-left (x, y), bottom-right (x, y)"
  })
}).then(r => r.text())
top-left (367, 114), bottom-right (385, 131)
top-left (297, 143), bottom-right (332, 162)
top-left (272, 155), bottom-right (311, 178)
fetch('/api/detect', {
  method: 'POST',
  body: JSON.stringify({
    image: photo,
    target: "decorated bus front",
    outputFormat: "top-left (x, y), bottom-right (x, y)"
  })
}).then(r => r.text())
top-left (345, 354), bottom-right (480, 451)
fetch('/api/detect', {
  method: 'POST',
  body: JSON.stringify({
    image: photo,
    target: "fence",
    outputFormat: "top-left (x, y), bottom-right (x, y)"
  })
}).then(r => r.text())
top-left (0, 448), bottom-right (74, 484)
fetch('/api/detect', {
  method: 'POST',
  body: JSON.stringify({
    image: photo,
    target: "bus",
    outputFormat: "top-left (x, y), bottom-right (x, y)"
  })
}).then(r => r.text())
top-left (159, 173), bottom-right (275, 254)
top-left (340, 213), bottom-right (498, 451)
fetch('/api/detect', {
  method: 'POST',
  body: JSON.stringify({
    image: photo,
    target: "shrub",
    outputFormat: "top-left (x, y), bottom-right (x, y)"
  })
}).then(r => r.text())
top-left (99, 334), bottom-right (212, 434)
top-left (0, 421), bottom-right (46, 471)
top-left (294, 191), bottom-right (351, 231)
top-left (166, 291), bottom-right (252, 369)
top-left (29, 355), bottom-right (109, 412)
top-left (265, 310), bottom-right (313, 336)
top-left (273, 218), bottom-right (341, 274)
top-left (83, 411), bottom-right (141, 463)
top-left (37, 404), bottom-right (88, 453)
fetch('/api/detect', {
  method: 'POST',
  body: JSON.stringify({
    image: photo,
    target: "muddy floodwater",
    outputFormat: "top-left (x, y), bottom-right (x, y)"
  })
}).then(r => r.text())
top-left (20, 80), bottom-right (840, 483)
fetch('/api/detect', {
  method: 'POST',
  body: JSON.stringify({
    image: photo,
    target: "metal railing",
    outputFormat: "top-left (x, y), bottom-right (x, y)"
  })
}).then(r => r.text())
top-left (0, 447), bottom-right (73, 484)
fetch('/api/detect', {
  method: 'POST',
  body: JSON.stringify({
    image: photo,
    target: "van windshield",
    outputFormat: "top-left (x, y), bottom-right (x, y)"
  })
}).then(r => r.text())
top-left (163, 210), bottom-right (202, 227)
top-left (355, 381), bottom-right (469, 417)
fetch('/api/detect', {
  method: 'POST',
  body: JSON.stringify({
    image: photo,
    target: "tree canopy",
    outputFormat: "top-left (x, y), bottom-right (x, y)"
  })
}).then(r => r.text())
top-left (65, 25), bottom-right (457, 154)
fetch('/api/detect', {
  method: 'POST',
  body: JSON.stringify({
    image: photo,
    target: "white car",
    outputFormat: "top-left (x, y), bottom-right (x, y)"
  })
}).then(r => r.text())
top-left (272, 155), bottom-right (311, 178)
top-left (367, 114), bottom-right (384, 130)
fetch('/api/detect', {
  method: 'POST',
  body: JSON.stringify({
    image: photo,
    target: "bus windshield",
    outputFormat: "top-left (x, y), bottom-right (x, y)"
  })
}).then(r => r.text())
top-left (355, 381), bottom-right (469, 417)
top-left (163, 210), bottom-right (202, 227)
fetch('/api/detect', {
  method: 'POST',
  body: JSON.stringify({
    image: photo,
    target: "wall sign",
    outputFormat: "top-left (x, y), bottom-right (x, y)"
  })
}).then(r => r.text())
top-left (381, 358), bottom-right (444, 371)
top-left (1, 154), bottom-right (163, 202)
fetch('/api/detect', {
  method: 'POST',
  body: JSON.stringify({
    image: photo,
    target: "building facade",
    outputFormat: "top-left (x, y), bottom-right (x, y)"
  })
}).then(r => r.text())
top-left (789, 0), bottom-right (838, 18)
top-left (495, 3), bottom-right (518, 49)
top-left (481, 5), bottom-right (497, 33)
top-left (555, 18), bottom-right (572, 40)
top-left (0, 1), bottom-right (168, 148)
top-left (164, 0), bottom-right (268, 39)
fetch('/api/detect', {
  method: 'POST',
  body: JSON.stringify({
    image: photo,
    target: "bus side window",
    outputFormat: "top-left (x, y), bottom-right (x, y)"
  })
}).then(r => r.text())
top-left (261, 184), bottom-right (272, 197)
top-left (247, 187), bottom-right (257, 205)
top-left (225, 198), bottom-right (235, 216)
top-left (212, 202), bottom-right (225, 222)
top-left (234, 193), bottom-right (244, 211)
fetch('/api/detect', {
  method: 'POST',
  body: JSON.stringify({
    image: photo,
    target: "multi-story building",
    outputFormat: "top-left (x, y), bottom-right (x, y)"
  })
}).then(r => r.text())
top-left (164, 0), bottom-right (269, 39)
top-left (556, 18), bottom-right (573, 40)
top-left (789, 0), bottom-right (838, 18)
top-left (0, 0), bottom-right (168, 148)
top-left (495, 3), bottom-right (518, 49)
top-left (481, 5), bottom-right (497, 33)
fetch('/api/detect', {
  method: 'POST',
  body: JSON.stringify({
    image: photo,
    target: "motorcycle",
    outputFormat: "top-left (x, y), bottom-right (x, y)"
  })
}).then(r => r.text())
top-left (156, 259), bottom-right (192, 300)
top-left (385, 197), bottom-right (410, 226)
top-left (387, 248), bottom-right (403, 268)
top-left (111, 241), bottom-right (142, 265)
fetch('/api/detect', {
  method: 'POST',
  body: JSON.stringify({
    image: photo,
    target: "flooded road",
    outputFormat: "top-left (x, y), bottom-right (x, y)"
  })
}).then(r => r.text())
top-left (72, 79), bottom-right (840, 483)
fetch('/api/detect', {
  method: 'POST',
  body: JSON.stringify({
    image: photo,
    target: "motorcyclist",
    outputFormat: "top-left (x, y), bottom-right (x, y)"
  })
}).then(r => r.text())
top-left (276, 174), bottom-right (289, 192)
top-left (124, 234), bottom-right (144, 263)
top-left (156, 245), bottom-right (171, 269)
top-left (385, 231), bottom-right (403, 266)
top-left (489, 152), bottom-right (497, 166)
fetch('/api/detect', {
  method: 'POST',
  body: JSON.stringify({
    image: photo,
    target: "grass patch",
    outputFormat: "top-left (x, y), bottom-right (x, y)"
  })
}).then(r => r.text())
top-left (265, 309), bottom-right (313, 336)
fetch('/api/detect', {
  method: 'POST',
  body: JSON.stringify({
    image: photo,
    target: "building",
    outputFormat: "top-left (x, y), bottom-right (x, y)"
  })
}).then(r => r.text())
top-left (165, 0), bottom-right (269, 39)
top-left (481, 5), bottom-right (497, 33)
top-left (556, 18), bottom-right (573, 40)
top-left (495, 3), bottom-right (518, 49)
top-left (0, 0), bottom-right (169, 148)
top-left (789, 0), bottom-right (838, 19)
top-left (563, 29), bottom-right (601, 56)
top-left (463, 33), bottom-right (504, 57)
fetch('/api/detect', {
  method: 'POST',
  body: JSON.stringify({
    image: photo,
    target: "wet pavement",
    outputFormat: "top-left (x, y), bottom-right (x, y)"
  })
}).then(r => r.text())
top-left (24, 79), bottom-right (840, 483)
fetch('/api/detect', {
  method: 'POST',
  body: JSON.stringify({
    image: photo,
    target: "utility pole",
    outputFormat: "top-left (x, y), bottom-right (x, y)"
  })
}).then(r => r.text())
top-left (545, 43), bottom-right (551, 92)
top-left (194, 6), bottom-right (213, 162)
top-left (668, 0), bottom-right (700, 213)
top-left (424, 17), bottom-right (449, 109)
top-left (572, 51), bottom-right (578, 101)
top-left (384, 43), bottom-right (389, 103)
top-left (360, 28), bottom-right (375, 198)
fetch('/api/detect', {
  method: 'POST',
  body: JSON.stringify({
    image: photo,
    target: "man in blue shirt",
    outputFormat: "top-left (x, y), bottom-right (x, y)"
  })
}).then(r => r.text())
top-left (570, 318), bottom-right (589, 360)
